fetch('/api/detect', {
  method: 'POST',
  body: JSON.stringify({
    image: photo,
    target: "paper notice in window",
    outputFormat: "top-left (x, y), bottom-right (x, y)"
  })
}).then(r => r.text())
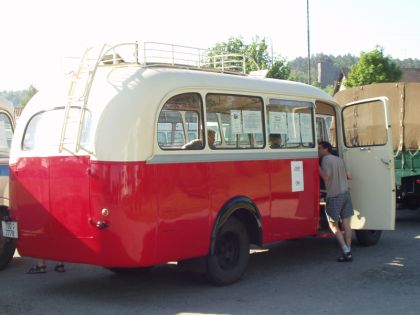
top-left (230, 110), bottom-right (242, 134)
top-left (287, 113), bottom-right (300, 143)
top-left (300, 113), bottom-right (313, 143)
top-left (0, 121), bottom-right (7, 149)
top-left (291, 161), bottom-right (304, 192)
top-left (269, 112), bottom-right (287, 134)
top-left (242, 111), bottom-right (262, 134)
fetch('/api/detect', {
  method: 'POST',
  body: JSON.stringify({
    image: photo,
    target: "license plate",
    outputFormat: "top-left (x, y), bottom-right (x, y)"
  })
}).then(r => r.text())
top-left (1, 221), bottom-right (18, 239)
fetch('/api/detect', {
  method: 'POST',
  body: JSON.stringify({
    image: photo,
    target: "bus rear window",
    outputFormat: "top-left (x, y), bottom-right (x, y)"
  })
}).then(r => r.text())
top-left (22, 108), bottom-right (91, 151)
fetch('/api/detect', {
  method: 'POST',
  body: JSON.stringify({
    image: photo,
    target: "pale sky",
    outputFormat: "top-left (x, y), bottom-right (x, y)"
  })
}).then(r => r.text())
top-left (1, 0), bottom-right (420, 91)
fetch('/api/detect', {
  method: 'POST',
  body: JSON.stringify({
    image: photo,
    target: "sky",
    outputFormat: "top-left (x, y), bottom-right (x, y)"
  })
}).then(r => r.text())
top-left (1, 0), bottom-right (420, 91)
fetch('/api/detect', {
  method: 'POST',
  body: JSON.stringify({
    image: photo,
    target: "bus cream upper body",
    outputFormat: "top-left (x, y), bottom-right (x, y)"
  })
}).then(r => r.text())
top-left (10, 66), bottom-right (335, 163)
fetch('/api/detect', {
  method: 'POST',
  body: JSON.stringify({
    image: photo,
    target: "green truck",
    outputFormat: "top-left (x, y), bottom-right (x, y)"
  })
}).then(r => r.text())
top-left (335, 83), bottom-right (420, 209)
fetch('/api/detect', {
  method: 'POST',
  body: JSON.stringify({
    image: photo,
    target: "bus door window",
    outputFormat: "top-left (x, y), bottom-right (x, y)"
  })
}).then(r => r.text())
top-left (342, 101), bottom-right (387, 147)
top-left (315, 102), bottom-right (338, 153)
top-left (157, 93), bottom-right (204, 150)
top-left (205, 94), bottom-right (265, 149)
top-left (267, 99), bottom-right (315, 149)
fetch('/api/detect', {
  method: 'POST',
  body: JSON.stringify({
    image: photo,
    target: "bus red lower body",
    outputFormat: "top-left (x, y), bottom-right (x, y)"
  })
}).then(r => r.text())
top-left (10, 155), bottom-right (320, 267)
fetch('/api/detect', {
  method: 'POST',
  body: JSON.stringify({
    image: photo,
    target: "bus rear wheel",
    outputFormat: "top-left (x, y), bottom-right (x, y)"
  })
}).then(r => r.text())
top-left (207, 217), bottom-right (249, 286)
top-left (0, 209), bottom-right (16, 270)
top-left (355, 230), bottom-right (382, 246)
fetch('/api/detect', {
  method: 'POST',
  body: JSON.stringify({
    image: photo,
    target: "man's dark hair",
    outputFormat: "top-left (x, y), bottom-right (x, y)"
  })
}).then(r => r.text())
top-left (319, 141), bottom-right (332, 153)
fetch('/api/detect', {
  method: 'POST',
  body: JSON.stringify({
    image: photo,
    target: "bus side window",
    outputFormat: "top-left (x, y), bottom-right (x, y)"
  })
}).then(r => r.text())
top-left (267, 99), bottom-right (315, 149)
top-left (157, 93), bottom-right (204, 150)
top-left (205, 94), bottom-right (265, 149)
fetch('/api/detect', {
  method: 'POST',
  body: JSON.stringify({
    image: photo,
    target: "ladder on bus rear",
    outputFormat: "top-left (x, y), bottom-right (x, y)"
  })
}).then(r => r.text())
top-left (59, 45), bottom-right (107, 153)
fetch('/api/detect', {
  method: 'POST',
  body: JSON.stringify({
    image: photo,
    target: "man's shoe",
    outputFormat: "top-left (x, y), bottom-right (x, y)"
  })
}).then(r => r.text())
top-left (337, 252), bottom-right (352, 262)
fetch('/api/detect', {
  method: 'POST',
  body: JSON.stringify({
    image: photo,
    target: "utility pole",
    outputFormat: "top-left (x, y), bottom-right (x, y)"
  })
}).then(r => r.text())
top-left (306, 0), bottom-right (311, 85)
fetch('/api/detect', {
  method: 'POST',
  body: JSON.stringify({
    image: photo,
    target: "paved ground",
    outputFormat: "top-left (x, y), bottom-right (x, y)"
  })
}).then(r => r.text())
top-left (1, 209), bottom-right (420, 315)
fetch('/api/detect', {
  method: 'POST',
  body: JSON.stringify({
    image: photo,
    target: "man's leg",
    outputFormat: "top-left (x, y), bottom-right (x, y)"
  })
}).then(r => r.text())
top-left (341, 217), bottom-right (352, 251)
top-left (328, 221), bottom-right (347, 249)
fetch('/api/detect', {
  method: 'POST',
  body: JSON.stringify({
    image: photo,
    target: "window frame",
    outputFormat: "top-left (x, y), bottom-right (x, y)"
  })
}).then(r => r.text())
top-left (267, 98), bottom-right (315, 149)
top-left (205, 93), bottom-right (266, 150)
top-left (157, 93), bottom-right (205, 151)
top-left (341, 101), bottom-right (388, 148)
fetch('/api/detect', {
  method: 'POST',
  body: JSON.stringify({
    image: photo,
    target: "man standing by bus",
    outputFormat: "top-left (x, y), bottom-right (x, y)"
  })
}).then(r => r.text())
top-left (318, 141), bottom-right (354, 262)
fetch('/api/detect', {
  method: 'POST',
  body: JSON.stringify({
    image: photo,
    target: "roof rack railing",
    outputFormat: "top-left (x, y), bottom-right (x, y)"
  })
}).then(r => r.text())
top-left (94, 42), bottom-right (246, 74)
top-left (61, 42), bottom-right (246, 153)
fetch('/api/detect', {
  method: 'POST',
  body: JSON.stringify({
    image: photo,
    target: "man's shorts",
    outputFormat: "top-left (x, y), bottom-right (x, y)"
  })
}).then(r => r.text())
top-left (325, 191), bottom-right (354, 223)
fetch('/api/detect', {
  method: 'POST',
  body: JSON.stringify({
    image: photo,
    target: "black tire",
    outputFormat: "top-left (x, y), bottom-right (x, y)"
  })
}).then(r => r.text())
top-left (355, 230), bottom-right (382, 246)
top-left (0, 209), bottom-right (16, 270)
top-left (107, 266), bottom-right (152, 275)
top-left (207, 217), bottom-right (249, 286)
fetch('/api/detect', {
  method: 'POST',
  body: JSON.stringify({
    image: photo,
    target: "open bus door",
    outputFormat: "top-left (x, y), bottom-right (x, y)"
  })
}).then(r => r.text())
top-left (340, 97), bottom-right (395, 245)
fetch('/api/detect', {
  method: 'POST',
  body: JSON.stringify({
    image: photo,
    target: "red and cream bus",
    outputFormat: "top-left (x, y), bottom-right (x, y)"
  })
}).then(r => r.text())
top-left (5, 43), bottom-right (395, 284)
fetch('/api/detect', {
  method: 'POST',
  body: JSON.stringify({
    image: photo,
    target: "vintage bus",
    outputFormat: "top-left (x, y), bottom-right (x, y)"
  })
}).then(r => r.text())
top-left (5, 43), bottom-right (395, 284)
top-left (0, 96), bottom-right (15, 270)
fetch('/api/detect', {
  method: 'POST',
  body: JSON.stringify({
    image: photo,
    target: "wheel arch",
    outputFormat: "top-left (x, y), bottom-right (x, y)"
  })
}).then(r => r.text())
top-left (210, 195), bottom-right (262, 255)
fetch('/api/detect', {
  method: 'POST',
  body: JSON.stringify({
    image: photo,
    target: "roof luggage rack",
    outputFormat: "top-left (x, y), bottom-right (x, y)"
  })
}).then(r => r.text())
top-left (60, 42), bottom-right (246, 154)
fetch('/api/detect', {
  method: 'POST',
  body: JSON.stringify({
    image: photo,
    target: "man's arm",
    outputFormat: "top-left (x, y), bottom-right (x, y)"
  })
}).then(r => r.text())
top-left (319, 166), bottom-right (330, 183)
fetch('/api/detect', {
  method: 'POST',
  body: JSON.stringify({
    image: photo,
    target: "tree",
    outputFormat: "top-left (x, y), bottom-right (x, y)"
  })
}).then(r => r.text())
top-left (20, 85), bottom-right (38, 107)
top-left (207, 37), bottom-right (290, 79)
top-left (0, 85), bottom-right (38, 107)
top-left (244, 36), bottom-right (271, 72)
top-left (267, 58), bottom-right (290, 80)
top-left (345, 47), bottom-right (402, 87)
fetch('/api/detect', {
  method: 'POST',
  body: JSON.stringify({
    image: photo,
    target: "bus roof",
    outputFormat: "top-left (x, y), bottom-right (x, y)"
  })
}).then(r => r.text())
top-left (91, 65), bottom-right (336, 106)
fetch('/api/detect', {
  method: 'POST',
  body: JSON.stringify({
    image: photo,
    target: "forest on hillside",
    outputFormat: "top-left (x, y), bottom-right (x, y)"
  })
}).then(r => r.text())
top-left (288, 53), bottom-right (420, 87)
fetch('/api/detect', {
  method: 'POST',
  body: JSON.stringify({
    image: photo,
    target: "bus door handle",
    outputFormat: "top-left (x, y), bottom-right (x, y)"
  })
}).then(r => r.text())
top-left (359, 147), bottom-right (370, 152)
top-left (380, 158), bottom-right (391, 166)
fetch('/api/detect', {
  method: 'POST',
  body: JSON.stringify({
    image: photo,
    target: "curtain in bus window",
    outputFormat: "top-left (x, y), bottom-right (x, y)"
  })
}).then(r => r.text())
top-left (342, 101), bottom-right (387, 147)
top-left (205, 94), bottom-right (264, 149)
top-left (267, 99), bottom-right (315, 149)
top-left (157, 93), bottom-right (203, 150)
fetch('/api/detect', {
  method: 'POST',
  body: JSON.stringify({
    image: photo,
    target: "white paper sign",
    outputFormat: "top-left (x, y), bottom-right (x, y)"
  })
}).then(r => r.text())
top-left (269, 112), bottom-right (287, 134)
top-left (230, 110), bottom-right (242, 134)
top-left (242, 111), bottom-right (262, 134)
top-left (291, 161), bottom-right (304, 192)
top-left (287, 113), bottom-right (300, 143)
top-left (300, 113), bottom-right (313, 143)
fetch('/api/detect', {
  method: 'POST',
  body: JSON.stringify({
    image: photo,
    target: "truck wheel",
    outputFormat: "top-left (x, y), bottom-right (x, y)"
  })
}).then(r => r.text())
top-left (207, 217), bottom-right (249, 286)
top-left (0, 209), bottom-right (16, 270)
top-left (355, 230), bottom-right (382, 246)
